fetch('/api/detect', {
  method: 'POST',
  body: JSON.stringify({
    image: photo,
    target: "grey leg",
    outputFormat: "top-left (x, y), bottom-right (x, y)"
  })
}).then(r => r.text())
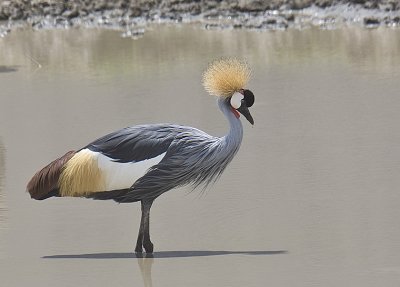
top-left (135, 199), bottom-right (154, 253)
top-left (135, 216), bottom-right (145, 253)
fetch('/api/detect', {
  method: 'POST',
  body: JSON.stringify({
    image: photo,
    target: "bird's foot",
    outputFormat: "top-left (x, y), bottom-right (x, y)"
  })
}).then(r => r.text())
top-left (135, 245), bottom-right (143, 254)
top-left (143, 241), bottom-right (154, 254)
top-left (135, 241), bottom-right (153, 254)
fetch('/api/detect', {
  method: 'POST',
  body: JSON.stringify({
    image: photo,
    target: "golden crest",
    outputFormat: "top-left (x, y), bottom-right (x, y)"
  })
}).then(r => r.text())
top-left (203, 58), bottom-right (251, 97)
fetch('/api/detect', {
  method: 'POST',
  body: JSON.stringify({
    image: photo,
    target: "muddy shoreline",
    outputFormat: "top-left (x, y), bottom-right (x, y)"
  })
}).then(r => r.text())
top-left (0, 0), bottom-right (399, 37)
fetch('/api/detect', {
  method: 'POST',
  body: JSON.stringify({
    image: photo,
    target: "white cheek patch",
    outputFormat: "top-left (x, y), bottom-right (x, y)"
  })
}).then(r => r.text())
top-left (230, 92), bottom-right (244, 109)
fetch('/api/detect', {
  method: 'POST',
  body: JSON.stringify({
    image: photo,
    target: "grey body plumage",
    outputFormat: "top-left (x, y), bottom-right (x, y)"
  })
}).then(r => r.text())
top-left (119, 97), bottom-right (243, 202)
top-left (85, 97), bottom-right (243, 203)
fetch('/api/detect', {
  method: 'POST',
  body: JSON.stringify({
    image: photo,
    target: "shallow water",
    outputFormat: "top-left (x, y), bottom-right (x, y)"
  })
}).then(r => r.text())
top-left (0, 25), bottom-right (400, 286)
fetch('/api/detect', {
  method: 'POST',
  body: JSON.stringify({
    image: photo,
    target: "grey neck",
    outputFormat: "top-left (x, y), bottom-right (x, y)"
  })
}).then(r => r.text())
top-left (218, 97), bottom-right (243, 151)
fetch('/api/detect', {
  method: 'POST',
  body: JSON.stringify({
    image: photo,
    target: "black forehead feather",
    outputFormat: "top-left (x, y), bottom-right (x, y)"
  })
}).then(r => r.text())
top-left (243, 89), bottom-right (255, 107)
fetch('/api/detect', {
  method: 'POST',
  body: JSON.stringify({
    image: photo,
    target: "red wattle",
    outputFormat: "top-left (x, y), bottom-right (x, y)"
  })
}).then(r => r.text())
top-left (231, 107), bottom-right (240, 119)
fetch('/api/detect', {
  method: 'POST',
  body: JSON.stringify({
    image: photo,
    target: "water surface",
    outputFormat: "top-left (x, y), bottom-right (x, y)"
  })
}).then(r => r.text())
top-left (0, 25), bottom-right (400, 286)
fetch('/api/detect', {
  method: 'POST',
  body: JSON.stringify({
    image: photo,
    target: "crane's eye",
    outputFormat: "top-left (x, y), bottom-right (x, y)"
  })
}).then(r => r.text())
top-left (230, 92), bottom-right (244, 109)
top-left (243, 89), bottom-right (255, 107)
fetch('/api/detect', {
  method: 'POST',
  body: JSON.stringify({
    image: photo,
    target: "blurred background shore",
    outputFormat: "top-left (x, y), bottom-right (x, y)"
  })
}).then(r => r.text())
top-left (0, 0), bottom-right (399, 37)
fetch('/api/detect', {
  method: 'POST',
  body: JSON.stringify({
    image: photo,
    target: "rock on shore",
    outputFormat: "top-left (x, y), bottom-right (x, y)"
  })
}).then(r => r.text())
top-left (0, 0), bottom-right (399, 36)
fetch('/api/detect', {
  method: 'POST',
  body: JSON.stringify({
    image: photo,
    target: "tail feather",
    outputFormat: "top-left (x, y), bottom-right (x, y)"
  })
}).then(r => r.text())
top-left (27, 151), bottom-right (76, 200)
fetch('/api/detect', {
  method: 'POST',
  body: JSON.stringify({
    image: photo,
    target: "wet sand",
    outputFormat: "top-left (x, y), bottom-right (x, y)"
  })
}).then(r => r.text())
top-left (0, 26), bottom-right (400, 286)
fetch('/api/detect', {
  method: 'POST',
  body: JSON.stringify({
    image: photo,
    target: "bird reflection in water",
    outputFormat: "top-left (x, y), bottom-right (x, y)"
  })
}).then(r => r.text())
top-left (43, 250), bottom-right (286, 287)
top-left (136, 254), bottom-right (154, 287)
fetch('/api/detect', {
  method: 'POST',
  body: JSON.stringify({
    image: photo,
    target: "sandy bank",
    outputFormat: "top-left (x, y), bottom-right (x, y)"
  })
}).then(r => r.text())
top-left (0, 0), bottom-right (399, 37)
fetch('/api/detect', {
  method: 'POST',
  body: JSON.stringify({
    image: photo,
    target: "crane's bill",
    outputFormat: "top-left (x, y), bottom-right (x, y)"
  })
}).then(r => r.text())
top-left (237, 104), bottom-right (254, 125)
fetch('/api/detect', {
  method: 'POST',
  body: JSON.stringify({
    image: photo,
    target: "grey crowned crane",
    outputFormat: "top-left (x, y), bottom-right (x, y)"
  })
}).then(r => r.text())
top-left (27, 58), bottom-right (256, 254)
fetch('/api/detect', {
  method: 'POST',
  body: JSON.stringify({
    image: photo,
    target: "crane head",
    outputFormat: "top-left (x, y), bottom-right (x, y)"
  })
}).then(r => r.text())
top-left (202, 57), bottom-right (255, 125)
top-left (230, 89), bottom-right (255, 125)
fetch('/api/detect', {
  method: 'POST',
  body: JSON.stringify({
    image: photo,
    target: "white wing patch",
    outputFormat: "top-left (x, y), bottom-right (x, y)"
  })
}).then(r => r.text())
top-left (94, 149), bottom-right (165, 191)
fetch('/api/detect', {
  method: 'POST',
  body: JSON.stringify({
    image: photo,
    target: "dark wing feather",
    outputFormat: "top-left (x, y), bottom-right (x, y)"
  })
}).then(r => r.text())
top-left (114, 130), bottom-right (235, 203)
top-left (84, 124), bottom-right (183, 163)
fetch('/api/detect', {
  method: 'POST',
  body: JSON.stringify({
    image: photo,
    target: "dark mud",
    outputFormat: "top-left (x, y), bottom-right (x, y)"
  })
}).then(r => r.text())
top-left (0, 0), bottom-right (399, 37)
